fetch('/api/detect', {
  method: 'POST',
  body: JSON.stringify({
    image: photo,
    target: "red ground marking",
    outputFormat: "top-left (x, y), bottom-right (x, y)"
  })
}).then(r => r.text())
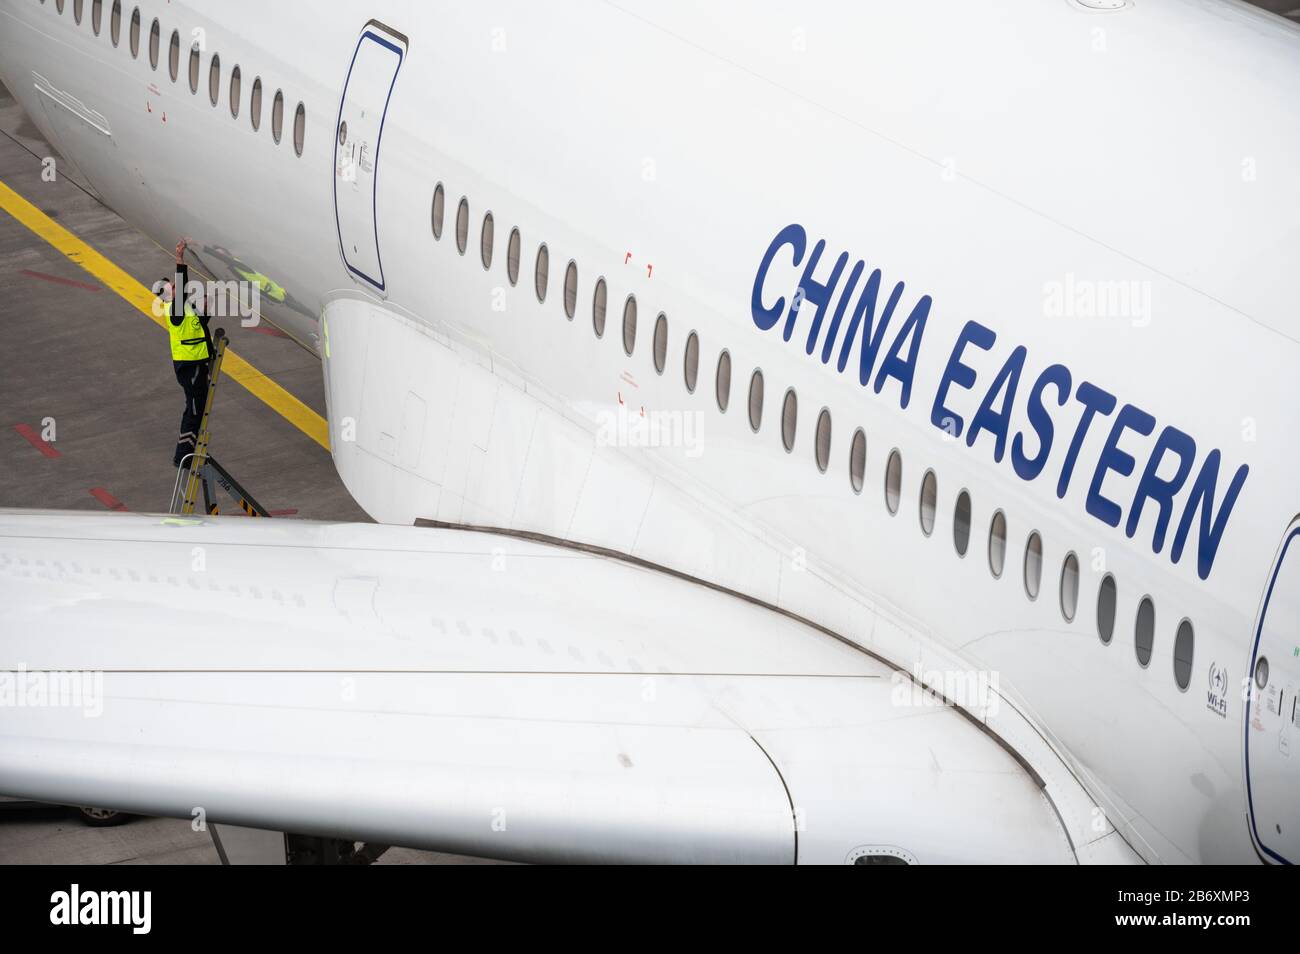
top-left (88, 488), bottom-right (128, 512)
top-left (268, 509), bottom-right (299, 517)
top-left (19, 269), bottom-right (101, 292)
top-left (248, 325), bottom-right (290, 338)
top-left (13, 424), bottom-right (61, 458)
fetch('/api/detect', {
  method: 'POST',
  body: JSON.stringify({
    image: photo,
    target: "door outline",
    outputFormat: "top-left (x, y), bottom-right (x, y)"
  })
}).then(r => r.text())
top-left (1244, 519), bottom-right (1300, 865)
top-left (332, 21), bottom-right (407, 293)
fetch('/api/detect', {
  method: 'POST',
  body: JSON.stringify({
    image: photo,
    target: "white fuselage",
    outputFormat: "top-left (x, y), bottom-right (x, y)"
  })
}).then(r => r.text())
top-left (1, 0), bottom-right (1297, 863)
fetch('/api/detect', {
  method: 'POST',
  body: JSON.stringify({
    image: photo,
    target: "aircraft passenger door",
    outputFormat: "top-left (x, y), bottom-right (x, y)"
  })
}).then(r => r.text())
top-left (333, 21), bottom-right (407, 295)
top-left (1245, 519), bottom-right (1300, 864)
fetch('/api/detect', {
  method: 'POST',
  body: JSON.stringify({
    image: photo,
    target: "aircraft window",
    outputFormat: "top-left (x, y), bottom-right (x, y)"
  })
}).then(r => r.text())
top-left (535, 244), bottom-right (550, 302)
top-left (56, 0), bottom-right (64, 15)
top-left (652, 313), bottom-right (667, 373)
top-left (1024, 531), bottom-right (1043, 600)
top-left (747, 369), bottom-right (764, 432)
top-left (988, 509), bottom-right (1007, 577)
top-left (229, 66), bottom-right (241, 118)
top-left (1096, 574), bottom-right (1117, 644)
top-left (849, 428), bottom-right (866, 494)
top-left (480, 212), bottom-right (494, 269)
top-left (683, 331), bottom-right (699, 393)
top-left (716, 350), bottom-right (731, 412)
top-left (621, 294), bottom-right (636, 355)
top-left (147, 18), bottom-right (158, 69)
top-left (110, 1), bottom-right (120, 46)
top-left (270, 89), bottom-right (284, 142)
top-left (168, 30), bottom-right (178, 81)
top-left (1135, 596), bottom-right (1155, 667)
top-left (806, 408), bottom-right (826, 475)
top-left (73, 0), bottom-right (82, 25)
top-left (91, 0), bottom-right (101, 35)
top-left (815, 408), bottom-right (831, 473)
top-left (188, 43), bottom-right (200, 94)
top-left (781, 388), bottom-right (797, 452)
top-left (128, 8), bottom-right (139, 58)
top-left (919, 469), bottom-right (937, 536)
top-left (953, 489), bottom-right (971, 556)
top-left (1060, 551), bottom-right (1080, 622)
top-left (885, 449), bottom-right (902, 514)
top-left (1173, 619), bottom-right (1194, 691)
top-left (507, 228), bottom-right (521, 285)
top-left (293, 103), bottom-right (305, 156)
top-left (592, 277), bottom-right (606, 336)
top-left (454, 197), bottom-right (468, 254)
top-left (209, 55), bottom-right (221, 107)
top-left (250, 77), bottom-right (262, 131)
top-left (563, 261), bottom-right (578, 319)
top-left (430, 183), bottom-right (444, 239)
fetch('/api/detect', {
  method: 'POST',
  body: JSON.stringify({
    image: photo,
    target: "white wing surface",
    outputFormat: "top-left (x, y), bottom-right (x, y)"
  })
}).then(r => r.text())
top-left (0, 511), bottom-right (1077, 864)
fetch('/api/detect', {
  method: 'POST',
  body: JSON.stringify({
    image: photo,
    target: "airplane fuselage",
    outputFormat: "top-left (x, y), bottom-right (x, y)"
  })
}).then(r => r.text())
top-left (2, 0), bottom-right (1298, 863)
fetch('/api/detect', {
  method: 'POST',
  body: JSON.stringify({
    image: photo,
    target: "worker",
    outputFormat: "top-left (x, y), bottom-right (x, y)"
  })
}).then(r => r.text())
top-left (162, 238), bottom-right (214, 469)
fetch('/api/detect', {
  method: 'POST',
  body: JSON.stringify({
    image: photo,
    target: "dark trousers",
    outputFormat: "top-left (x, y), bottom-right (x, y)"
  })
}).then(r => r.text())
top-left (173, 358), bottom-right (210, 467)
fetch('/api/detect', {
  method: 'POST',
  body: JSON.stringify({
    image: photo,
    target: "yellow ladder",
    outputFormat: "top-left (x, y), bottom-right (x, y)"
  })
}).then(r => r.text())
top-left (179, 328), bottom-right (229, 515)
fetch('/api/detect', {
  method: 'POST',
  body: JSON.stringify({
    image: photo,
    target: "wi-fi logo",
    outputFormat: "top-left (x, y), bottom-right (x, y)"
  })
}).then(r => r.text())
top-left (1208, 661), bottom-right (1228, 695)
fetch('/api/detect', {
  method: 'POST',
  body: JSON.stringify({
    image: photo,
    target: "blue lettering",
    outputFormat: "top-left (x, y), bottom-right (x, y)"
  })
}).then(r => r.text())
top-left (873, 295), bottom-right (930, 409)
top-left (812, 260), bottom-right (864, 359)
top-left (1056, 381), bottom-right (1116, 499)
top-left (782, 240), bottom-right (848, 344)
top-left (835, 269), bottom-right (903, 385)
top-left (1172, 452), bottom-right (1249, 580)
top-left (1086, 403), bottom-right (1155, 527)
top-left (930, 320), bottom-right (995, 437)
top-left (1126, 426), bottom-right (1197, 553)
top-left (1011, 363), bottom-right (1072, 482)
top-left (751, 224), bottom-right (805, 332)
top-left (966, 345), bottom-right (1027, 463)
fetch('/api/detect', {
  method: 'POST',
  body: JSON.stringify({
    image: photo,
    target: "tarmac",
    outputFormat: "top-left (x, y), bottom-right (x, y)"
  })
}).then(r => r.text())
top-left (0, 82), bottom-right (368, 520)
top-left (0, 80), bottom-right (489, 864)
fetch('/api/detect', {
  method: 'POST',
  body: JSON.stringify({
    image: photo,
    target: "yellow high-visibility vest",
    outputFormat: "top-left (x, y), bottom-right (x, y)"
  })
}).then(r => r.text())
top-left (165, 301), bottom-right (209, 361)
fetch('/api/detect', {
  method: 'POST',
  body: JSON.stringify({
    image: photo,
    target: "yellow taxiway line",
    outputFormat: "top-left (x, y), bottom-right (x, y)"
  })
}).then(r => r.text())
top-left (0, 179), bottom-right (330, 451)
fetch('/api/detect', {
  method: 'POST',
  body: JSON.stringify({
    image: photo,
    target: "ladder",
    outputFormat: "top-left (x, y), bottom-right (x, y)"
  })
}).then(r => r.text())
top-left (169, 328), bottom-right (270, 518)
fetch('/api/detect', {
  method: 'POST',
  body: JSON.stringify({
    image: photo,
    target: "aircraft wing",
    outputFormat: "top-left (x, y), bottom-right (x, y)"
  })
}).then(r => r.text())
top-left (0, 510), bottom-right (1086, 864)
